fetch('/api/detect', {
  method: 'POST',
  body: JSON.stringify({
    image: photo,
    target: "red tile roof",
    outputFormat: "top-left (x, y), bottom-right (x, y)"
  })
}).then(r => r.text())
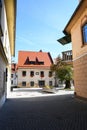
top-left (18, 51), bottom-right (53, 68)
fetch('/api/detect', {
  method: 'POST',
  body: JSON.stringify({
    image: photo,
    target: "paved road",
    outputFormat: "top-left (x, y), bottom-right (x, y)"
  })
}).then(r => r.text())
top-left (0, 94), bottom-right (87, 130)
top-left (8, 88), bottom-right (74, 98)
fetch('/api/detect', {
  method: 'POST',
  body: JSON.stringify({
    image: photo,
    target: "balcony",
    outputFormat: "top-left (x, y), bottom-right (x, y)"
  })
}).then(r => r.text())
top-left (62, 50), bottom-right (73, 66)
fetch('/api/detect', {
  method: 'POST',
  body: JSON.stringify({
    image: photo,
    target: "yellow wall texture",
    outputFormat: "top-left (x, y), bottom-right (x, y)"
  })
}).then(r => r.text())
top-left (71, 9), bottom-right (87, 60)
top-left (71, 9), bottom-right (87, 99)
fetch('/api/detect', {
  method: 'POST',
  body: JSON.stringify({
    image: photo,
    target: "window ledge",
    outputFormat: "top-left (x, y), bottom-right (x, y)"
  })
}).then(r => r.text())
top-left (81, 43), bottom-right (87, 48)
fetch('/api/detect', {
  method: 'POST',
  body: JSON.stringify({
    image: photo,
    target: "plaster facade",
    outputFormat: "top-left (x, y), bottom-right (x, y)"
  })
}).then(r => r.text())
top-left (0, 0), bottom-right (16, 107)
top-left (18, 68), bottom-right (55, 88)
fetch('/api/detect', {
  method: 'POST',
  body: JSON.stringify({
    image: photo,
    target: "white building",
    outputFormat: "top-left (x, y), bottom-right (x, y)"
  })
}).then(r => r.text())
top-left (17, 50), bottom-right (55, 88)
top-left (11, 63), bottom-right (18, 87)
top-left (0, 0), bottom-right (16, 107)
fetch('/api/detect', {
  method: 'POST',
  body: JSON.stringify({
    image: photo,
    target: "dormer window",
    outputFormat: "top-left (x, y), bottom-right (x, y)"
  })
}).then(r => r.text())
top-left (82, 23), bottom-right (87, 44)
top-left (24, 57), bottom-right (44, 65)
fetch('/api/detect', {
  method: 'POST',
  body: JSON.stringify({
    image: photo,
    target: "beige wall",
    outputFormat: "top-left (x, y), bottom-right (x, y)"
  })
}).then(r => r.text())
top-left (71, 9), bottom-right (87, 60)
top-left (73, 54), bottom-right (87, 98)
top-left (0, 0), bottom-right (12, 107)
top-left (71, 8), bottom-right (87, 99)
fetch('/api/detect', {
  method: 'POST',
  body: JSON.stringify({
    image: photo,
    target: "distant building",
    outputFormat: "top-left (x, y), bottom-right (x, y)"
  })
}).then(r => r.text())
top-left (62, 50), bottom-right (73, 66)
top-left (0, 0), bottom-right (16, 107)
top-left (11, 63), bottom-right (18, 87)
top-left (58, 1), bottom-right (87, 99)
top-left (17, 50), bottom-right (55, 88)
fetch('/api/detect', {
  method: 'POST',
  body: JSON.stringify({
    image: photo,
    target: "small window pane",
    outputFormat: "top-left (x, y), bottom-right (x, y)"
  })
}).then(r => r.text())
top-left (82, 23), bottom-right (87, 43)
top-left (49, 81), bottom-right (52, 86)
top-left (11, 74), bottom-right (13, 78)
top-left (22, 71), bottom-right (26, 76)
top-left (11, 80), bottom-right (13, 84)
top-left (49, 71), bottom-right (52, 77)
top-left (30, 81), bottom-right (34, 87)
top-left (40, 71), bottom-right (44, 77)
top-left (30, 71), bottom-right (34, 77)
top-left (22, 82), bottom-right (26, 86)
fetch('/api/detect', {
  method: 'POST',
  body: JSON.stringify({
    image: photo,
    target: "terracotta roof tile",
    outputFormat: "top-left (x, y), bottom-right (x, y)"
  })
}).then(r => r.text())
top-left (18, 51), bottom-right (53, 68)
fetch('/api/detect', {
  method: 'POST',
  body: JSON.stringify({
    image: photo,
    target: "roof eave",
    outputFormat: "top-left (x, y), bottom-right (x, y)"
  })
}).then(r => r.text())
top-left (57, 34), bottom-right (71, 45)
top-left (4, 0), bottom-right (17, 56)
top-left (57, 0), bottom-right (86, 45)
top-left (63, 0), bottom-right (85, 35)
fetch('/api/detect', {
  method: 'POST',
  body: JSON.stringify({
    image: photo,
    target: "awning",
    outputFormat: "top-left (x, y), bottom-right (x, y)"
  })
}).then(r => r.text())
top-left (57, 35), bottom-right (71, 45)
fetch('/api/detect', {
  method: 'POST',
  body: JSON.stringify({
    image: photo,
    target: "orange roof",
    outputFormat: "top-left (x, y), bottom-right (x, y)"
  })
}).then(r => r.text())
top-left (18, 51), bottom-right (53, 68)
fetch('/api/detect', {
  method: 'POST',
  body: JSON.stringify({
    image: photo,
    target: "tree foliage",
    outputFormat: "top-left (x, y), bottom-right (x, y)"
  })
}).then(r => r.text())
top-left (51, 56), bottom-right (73, 88)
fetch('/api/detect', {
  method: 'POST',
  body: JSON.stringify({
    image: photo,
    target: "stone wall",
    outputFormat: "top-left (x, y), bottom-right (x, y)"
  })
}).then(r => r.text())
top-left (74, 54), bottom-right (87, 98)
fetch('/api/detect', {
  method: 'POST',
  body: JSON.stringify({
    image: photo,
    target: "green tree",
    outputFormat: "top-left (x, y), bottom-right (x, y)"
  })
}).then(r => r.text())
top-left (51, 56), bottom-right (73, 89)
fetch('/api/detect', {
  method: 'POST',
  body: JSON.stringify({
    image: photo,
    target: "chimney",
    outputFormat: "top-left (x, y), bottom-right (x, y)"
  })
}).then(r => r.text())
top-left (39, 50), bottom-right (42, 52)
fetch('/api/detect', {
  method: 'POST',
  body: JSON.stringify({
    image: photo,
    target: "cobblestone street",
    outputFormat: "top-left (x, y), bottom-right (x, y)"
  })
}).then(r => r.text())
top-left (0, 92), bottom-right (87, 130)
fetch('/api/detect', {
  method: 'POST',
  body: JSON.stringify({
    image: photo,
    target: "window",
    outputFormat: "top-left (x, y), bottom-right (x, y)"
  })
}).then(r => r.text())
top-left (0, 0), bottom-right (2, 7)
top-left (30, 81), bottom-right (34, 87)
top-left (6, 68), bottom-right (8, 82)
top-left (11, 74), bottom-right (13, 78)
top-left (22, 71), bottom-right (26, 77)
top-left (0, 0), bottom-right (3, 37)
top-left (11, 80), bottom-right (13, 85)
top-left (49, 81), bottom-right (52, 86)
top-left (30, 71), bottom-right (34, 77)
top-left (49, 71), bottom-right (52, 77)
top-left (39, 81), bottom-right (45, 87)
top-left (22, 82), bottom-right (26, 86)
top-left (82, 23), bottom-right (87, 44)
top-left (40, 71), bottom-right (44, 77)
top-left (36, 72), bottom-right (39, 75)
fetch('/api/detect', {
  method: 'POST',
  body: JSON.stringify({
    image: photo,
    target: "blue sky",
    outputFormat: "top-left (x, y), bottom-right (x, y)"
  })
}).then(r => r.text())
top-left (14, 0), bottom-right (78, 62)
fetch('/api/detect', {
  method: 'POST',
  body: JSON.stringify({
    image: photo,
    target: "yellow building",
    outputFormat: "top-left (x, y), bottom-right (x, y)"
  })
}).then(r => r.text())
top-left (0, 0), bottom-right (16, 107)
top-left (58, 0), bottom-right (87, 99)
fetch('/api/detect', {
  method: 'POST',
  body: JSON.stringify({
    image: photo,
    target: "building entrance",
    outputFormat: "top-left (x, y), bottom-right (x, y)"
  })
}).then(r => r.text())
top-left (38, 80), bottom-right (45, 87)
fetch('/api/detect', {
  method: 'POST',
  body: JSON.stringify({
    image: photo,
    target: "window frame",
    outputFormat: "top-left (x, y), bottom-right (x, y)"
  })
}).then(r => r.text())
top-left (30, 71), bottom-right (34, 77)
top-left (49, 81), bottom-right (52, 86)
top-left (11, 80), bottom-right (13, 85)
top-left (22, 71), bottom-right (26, 77)
top-left (22, 81), bottom-right (26, 86)
top-left (0, 0), bottom-right (3, 37)
top-left (40, 71), bottom-right (44, 77)
top-left (49, 71), bottom-right (52, 77)
top-left (30, 81), bottom-right (34, 87)
top-left (11, 74), bottom-right (13, 78)
top-left (82, 22), bottom-right (87, 46)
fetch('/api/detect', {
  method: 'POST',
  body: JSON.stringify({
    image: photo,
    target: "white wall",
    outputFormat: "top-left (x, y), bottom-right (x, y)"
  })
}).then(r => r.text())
top-left (11, 72), bottom-right (17, 86)
top-left (1, 0), bottom-right (11, 99)
top-left (18, 68), bottom-right (55, 87)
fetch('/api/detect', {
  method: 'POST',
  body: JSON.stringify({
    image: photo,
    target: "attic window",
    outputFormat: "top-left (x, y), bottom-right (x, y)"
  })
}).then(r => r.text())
top-left (82, 23), bottom-right (87, 44)
top-left (24, 57), bottom-right (30, 65)
top-left (24, 57), bottom-right (44, 65)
